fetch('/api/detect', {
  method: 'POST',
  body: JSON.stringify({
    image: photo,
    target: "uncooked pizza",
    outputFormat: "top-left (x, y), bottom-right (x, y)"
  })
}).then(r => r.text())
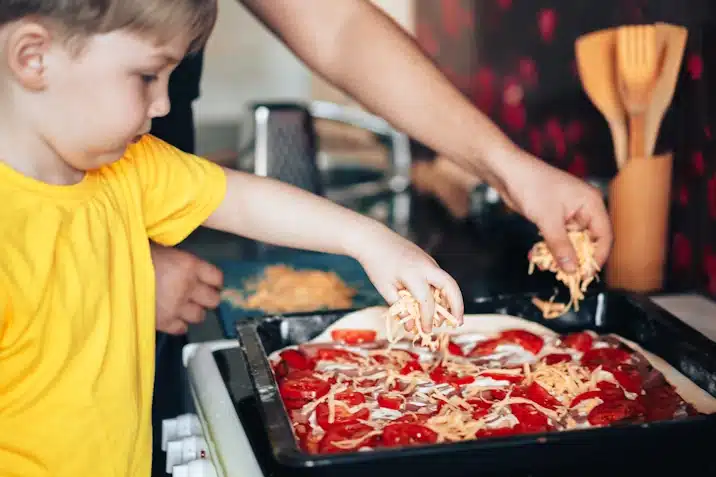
top-left (269, 327), bottom-right (703, 454)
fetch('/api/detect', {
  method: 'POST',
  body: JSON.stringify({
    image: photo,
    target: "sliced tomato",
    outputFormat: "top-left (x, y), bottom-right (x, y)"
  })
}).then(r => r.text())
top-left (542, 353), bottom-right (573, 365)
top-left (316, 347), bottom-right (362, 363)
top-left (283, 398), bottom-right (310, 410)
top-left (382, 423), bottom-right (438, 447)
top-left (316, 396), bottom-right (370, 430)
top-left (430, 366), bottom-right (475, 386)
top-left (400, 360), bottom-right (423, 375)
top-left (468, 338), bottom-right (502, 357)
top-left (319, 422), bottom-right (375, 453)
top-left (596, 380), bottom-right (626, 400)
top-left (447, 341), bottom-right (464, 356)
top-left (561, 331), bottom-right (594, 353)
top-left (570, 390), bottom-right (603, 408)
top-left (638, 385), bottom-right (681, 422)
top-left (523, 382), bottom-right (560, 410)
top-left (335, 390), bottom-right (366, 406)
top-left (488, 389), bottom-right (509, 401)
top-left (293, 422), bottom-right (318, 453)
top-left (499, 329), bottom-right (545, 355)
top-left (279, 349), bottom-right (314, 370)
top-left (279, 371), bottom-right (331, 401)
top-left (377, 393), bottom-right (404, 410)
top-left (330, 329), bottom-right (377, 345)
top-left (373, 349), bottom-right (419, 365)
top-left (510, 403), bottom-right (551, 433)
top-left (609, 365), bottom-right (643, 394)
top-left (587, 399), bottom-right (644, 426)
top-left (581, 347), bottom-right (631, 369)
top-left (480, 372), bottom-right (524, 384)
top-left (394, 413), bottom-right (433, 424)
top-left (475, 426), bottom-right (521, 439)
top-left (272, 359), bottom-right (290, 380)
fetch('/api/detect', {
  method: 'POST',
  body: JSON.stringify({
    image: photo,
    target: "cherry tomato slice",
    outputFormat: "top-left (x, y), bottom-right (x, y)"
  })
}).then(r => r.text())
top-left (382, 423), bottom-right (438, 447)
top-left (587, 399), bottom-right (644, 426)
top-left (524, 382), bottom-right (561, 410)
top-left (581, 347), bottom-right (631, 368)
top-left (330, 329), bottom-right (377, 345)
top-left (543, 353), bottom-right (573, 365)
top-left (480, 372), bottom-right (524, 384)
top-left (447, 341), bottom-right (464, 356)
top-left (499, 329), bottom-right (545, 355)
top-left (377, 393), bottom-right (404, 410)
top-left (394, 413), bottom-right (433, 424)
top-left (316, 347), bottom-right (362, 362)
top-left (596, 380), bottom-right (626, 400)
top-left (400, 360), bottom-right (423, 375)
top-left (510, 403), bottom-right (551, 433)
top-left (570, 390), bottom-right (603, 408)
top-left (272, 359), bottom-right (290, 380)
top-left (279, 349), bottom-right (314, 370)
top-left (475, 426), bottom-right (521, 439)
top-left (609, 365), bottom-right (643, 394)
top-left (468, 338), bottom-right (502, 357)
top-left (430, 366), bottom-right (475, 385)
top-left (561, 331), bottom-right (594, 353)
top-left (316, 399), bottom-right (370, 430)
top-left (319, 422), bottom-right (375, 454)
top-left (279, 371), bottom-right (331, 401)
top-left (638, 385), bottom-right (682, 422)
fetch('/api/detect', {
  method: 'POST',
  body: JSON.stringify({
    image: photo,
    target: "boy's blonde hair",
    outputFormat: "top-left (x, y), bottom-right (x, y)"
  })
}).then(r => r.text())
top-left (0, 0), bottom-right (217, 54)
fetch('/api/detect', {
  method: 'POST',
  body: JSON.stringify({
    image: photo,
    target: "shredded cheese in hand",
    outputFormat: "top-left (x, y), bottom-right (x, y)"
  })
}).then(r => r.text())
top-left (528, 231), bottom-right (599, 319)
top-left (384, 287), bottom-right (459, 351)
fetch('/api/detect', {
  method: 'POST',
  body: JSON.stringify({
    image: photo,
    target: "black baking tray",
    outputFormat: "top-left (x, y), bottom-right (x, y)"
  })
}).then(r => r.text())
top-left (236, 291), bottom-right (716, 477)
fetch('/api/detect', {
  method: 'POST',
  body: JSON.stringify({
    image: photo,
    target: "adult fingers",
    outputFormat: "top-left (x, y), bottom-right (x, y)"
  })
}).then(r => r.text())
top-left (196, 260), bottom-right (224, 288)
top-left (179, 302), bottom-right (206, 325)
top-left (189, 282), bottom-right (222, 309)
top-left (537, 216), bottom-right (578, 274)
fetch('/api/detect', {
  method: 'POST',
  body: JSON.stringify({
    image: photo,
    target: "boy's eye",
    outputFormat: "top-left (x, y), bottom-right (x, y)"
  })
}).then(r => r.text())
top-left (140, 74), bottom-right (158, 84)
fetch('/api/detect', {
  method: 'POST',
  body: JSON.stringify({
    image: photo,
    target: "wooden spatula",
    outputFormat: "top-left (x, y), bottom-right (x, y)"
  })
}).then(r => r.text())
top-left (643, 23), bottom-right (688, 160)
top-left (576, 29), bottom-right (628, 170)
top-left (617, 25), bottom-right (659, 159)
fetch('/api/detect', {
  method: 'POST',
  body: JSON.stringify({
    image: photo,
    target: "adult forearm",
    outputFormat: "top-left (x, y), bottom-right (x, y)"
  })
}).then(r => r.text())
top-left (203, 169), bottom-right (386, 256)
top-left (241, 0), bottom-right (519, 191)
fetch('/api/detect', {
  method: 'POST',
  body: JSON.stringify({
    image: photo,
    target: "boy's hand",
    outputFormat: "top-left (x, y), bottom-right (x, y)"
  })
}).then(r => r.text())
top-left (350, 226), bottom-right (464, 332)
top-left (150, 244), bottom-right (223, 334)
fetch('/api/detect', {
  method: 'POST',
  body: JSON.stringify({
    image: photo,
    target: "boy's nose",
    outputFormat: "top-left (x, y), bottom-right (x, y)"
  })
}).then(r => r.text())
top-left (148, 95), bottom-right (171, 119)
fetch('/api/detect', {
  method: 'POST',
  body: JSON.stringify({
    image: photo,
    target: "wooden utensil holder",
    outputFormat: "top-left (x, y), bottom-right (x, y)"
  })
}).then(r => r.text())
top-left (606, 152), bottom-right (673, 292)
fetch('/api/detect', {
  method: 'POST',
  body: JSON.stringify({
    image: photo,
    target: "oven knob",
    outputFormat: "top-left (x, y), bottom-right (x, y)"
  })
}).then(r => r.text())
top-left (166, 436), bottom-right (209, 474)
top-left (161, 413), bottom-right (202, 451)
top-left (172, 459), bottom-right (218, 477)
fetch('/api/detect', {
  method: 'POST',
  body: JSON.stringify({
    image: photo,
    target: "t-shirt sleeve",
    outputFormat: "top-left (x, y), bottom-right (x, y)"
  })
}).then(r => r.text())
top-left (125, 134), bottom-right (227, 246)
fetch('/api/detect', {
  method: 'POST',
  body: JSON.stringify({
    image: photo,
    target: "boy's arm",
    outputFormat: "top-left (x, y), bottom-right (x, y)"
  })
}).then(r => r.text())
top-left (203, 168), bottom-right (380, 257)
top-left (203, 168), bottom-right (464, 326)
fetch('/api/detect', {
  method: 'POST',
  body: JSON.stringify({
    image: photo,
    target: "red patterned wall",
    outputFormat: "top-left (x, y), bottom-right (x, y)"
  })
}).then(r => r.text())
top-left (415, 0), bottom-right (716, 295)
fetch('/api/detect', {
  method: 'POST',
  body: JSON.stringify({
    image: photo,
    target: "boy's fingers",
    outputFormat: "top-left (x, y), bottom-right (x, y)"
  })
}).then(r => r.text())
top-left (399, 274), bottom-right (435, 332)
top-left (425, 268), bottom-right (464, 325)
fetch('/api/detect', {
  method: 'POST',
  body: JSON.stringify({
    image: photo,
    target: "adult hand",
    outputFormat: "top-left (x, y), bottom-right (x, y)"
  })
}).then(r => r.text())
top-left (150, 244), bottom-right (224, 334)
top-left (499, 150), bottom-right (612, 274)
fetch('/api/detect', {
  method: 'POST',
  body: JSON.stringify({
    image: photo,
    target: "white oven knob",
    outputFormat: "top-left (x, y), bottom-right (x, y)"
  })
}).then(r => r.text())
top-left (166, 436), bottom-right (209, 474)
top-left (161, 413), bottom-right (202, 451)
top-left (172, 459), bottom-right (217, 477)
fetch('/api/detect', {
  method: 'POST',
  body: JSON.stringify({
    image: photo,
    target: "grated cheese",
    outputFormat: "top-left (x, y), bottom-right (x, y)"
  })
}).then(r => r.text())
top-left (528, 231), bottom-right (600, 319)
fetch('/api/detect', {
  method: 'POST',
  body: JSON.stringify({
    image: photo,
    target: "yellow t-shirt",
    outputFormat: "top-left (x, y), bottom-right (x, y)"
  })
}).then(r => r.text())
top-left (0, 135), bottom-right (227, 477)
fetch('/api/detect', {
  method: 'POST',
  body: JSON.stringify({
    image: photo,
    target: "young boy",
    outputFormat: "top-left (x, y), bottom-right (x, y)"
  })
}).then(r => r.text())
top-left (0, 1), bottom-right (463, 476)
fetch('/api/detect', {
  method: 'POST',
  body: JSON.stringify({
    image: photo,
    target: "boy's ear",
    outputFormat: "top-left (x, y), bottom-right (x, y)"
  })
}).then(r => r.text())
top-left (5, 21), bottom-right (53, 91)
